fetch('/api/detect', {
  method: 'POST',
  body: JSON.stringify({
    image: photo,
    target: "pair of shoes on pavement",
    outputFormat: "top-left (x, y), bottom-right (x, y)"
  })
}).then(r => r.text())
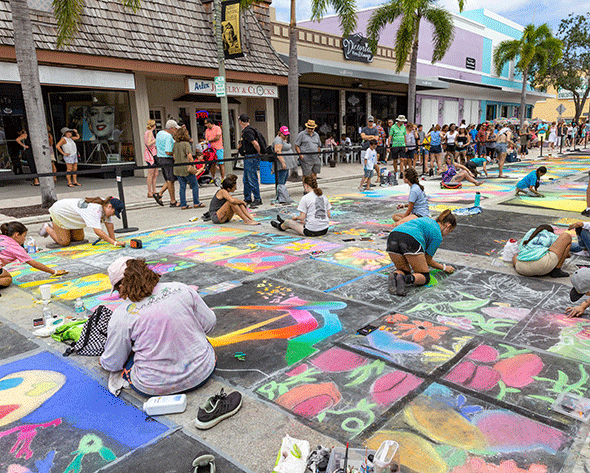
top-left (195, 388), bottom-right (242, 430)
top-left (388, 272), bottom-right (407, 296)
top-left (271, 214), bottom-right (286, 231)
top-left (246, 199), bottom-right (263, 209)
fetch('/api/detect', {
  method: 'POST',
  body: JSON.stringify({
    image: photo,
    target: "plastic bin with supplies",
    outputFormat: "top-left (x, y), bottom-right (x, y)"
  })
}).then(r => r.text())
top-left (326, 447), bottom-right (375, 473)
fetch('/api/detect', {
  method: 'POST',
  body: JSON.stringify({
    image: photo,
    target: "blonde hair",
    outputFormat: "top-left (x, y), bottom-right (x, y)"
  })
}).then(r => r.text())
top-left (146, 119), bottom-right (156, 130)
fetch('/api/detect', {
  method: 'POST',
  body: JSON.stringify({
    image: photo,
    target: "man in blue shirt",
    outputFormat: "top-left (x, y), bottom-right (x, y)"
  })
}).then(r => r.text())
top-left (153, 119), bottom-right (180, 206)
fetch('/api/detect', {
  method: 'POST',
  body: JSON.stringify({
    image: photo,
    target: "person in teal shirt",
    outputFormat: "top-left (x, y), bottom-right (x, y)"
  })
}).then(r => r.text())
top-left (513, 224), bottom-right (571, 278)
top-left (466, 156), bottom-right (490, 177)
top-left (386, 210), bottom-right (457, 296)
top-left (516, 167), bottom-right (546, 197)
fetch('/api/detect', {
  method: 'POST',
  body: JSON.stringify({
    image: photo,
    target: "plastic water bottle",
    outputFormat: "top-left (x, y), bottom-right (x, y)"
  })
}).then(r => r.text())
top-left (42, 300), bottom-right (52, 324)
top-left (474, 191), bottom-right (481, 207)
top-left (74, 297), bottom-right (86, 317)
top-left (25, 236), bottom-right (36, 254)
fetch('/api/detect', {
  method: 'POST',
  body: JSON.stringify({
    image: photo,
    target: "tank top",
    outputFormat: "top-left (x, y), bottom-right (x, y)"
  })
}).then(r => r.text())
top-left (430, 131), bottom-right (441, 146)
top-left (456, 135), bottom-right (468, 148)
top-left (209, 191), bottom-right (228, 214)
top-left (62, 137), bottom-right (77, 158)
top-left (446, 131), bottom-right (457, 145)
top-left (406, 132), bottom-right (416, 147)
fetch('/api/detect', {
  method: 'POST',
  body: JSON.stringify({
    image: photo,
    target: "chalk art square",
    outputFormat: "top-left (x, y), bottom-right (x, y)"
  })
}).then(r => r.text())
top-left (340, 313), bottom-right (473, 376)
top-left (160, 229), bottom-right (252, 254)
top-left (272, 259), bottom-right (364, 292)
top-left (203, 278), bottom-right (380, 387)
top-left (78, 247), bottom-right (160, 270)
top-left (159, 263), bottom-right (246, 290)
top-left (275, 239), bottom-right (342, 255)
top-left (364, 383), bottom-right (573, 473)
top-left (82, 290), bottom-right (123, 313)
top-left (256, 346), bottom-right (424, 441)
top-left (444, 340), bottom-right (590, 425)
top-left (41, 242), bottom-right (124, 260)
top-left (223, 232), bottom-right (302, 251)
top-left (215, 251), bottom-right (300, 273)
top-left (173, 244), bottom-right (252, 262)
top-left (0, 351), bottom-right (167, 473)
top-left (5, 256), bottom-right (96, 288)
top-left (316, 247), bottom-right (392, 272)
top-left (43, 273), bottom-right (112, 301)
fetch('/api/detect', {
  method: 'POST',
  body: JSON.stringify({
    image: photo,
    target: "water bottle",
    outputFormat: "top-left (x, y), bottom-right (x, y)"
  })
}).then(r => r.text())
top-left (42, 301), bottom-right (52, 324)
top-left (25, 236), bottom-right (36, 254)
top-left (74, 297), bottom-right (86, 317)
top-left (474, 191), bottom-right (481, 207)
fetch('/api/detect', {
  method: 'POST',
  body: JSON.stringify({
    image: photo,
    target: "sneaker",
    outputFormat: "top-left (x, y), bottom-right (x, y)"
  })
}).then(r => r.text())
top-left (572, 249), bottom-right (590, 257)
top-left (388, 271), bottom-right (397, 295)
top-left (38, 222), bottom-right (52, 237)
top-left (395, 273), bottom-right (407, 296)
top-left (214, 177), bottom-right (222, 187)
top-left (429, 169), bottom-right (434, 177)
top-left (271, 220), bottom-right (285, 231)
top-left (549, 267), bottom-right (569, 278)
top-left (392, 179), bottom-right (399, 186)
top-left (252, 199), bottom-right (263, 207)
top-left (276, 214), bottom-right (285, 224)
top-left (582, 209), bottom-right (590, 217)
top-left (195, 388), bottom-right (242, 430)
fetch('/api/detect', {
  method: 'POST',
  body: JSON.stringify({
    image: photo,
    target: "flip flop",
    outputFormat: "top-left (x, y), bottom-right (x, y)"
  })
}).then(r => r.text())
top-left (193, 203), bottom-right (205, 208)
top-left (170, 202), bottom-right (180, 207)
top-left (68, 184), bottom-right (75, 188)
top-left (74, 183), bottom-right (82, 186)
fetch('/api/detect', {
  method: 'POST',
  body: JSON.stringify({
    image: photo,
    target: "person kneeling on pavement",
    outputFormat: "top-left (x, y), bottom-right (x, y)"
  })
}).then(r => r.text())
top-left (512, 225), bottom-right (571, 278)
top-left (567, 268), bottom-right (590, 317)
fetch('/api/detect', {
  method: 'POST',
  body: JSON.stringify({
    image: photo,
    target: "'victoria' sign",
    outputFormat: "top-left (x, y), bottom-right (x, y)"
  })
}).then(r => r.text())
top-left (342, 33), bottom-right (373, 63)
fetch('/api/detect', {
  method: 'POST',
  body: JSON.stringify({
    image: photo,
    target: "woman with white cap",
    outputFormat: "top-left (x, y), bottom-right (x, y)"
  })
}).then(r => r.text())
top-left (100, 257), bottom-right (218, 396)
top-left (272, 125), bottom-right (295, 204)
top-left (39, 196), bottom-right (126, 247)
top-left (56, 127), bottom-right (80, 187)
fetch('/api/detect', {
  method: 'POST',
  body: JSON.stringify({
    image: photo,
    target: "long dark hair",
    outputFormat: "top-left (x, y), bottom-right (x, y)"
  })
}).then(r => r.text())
top-left (303, 176), bottom-right (323, 196)
top-left (523, 224), bottom-right (554, 246)
top-left (435, 209), bottom-right (457, 230)
top-left (404, 168), bottom-right (423, 192)
top-left (221, 174), bottom-right (238, 190)
top-left (1, 221), bottom-right (27, 236)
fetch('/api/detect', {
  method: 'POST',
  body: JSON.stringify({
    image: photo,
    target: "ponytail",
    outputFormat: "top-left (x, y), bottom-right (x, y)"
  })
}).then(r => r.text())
top-left (435, 209), bottom-right (457, 229)
top-left (404, 168), bottom-right (423, 192)
top-left (303, 175), bottom-right (322, 196)
top-left (523, 224), bottom-right (554, 246)
top-left (1, 221), bottom-right (28, 237)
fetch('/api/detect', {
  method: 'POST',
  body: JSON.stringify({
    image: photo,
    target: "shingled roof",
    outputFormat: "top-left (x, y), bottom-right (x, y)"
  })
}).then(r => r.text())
top-left (0, 0), bottom-right (288, 77)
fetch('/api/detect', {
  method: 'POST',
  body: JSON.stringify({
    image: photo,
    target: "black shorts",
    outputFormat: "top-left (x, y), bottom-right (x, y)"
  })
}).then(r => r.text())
top-left (155, 156), bottom-right (176, 182)
top-left (390, 146), bottom-right (405, 161)
top-left (406, 149), bottom-right (415, 161)
top-left (386, 231), bottom-right (424, 255)
top-left (304, 227), bottom-right (328, 237)
top-left (446, 144), bottom-right (456, 152)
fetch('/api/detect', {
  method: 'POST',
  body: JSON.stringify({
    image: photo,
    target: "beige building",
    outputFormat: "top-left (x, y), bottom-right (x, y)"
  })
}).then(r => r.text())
top-left (534, 85), bottom-right (588, 122)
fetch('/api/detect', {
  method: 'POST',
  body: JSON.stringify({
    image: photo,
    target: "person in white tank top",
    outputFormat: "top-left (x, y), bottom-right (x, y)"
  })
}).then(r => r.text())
top-left (56, 127), bottom-right (80, 187)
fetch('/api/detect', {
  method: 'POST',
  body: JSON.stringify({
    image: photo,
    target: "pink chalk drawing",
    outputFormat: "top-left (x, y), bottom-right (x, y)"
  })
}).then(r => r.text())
top-left (446, 361), bottom-right (501, 391)
top-left (481, 307), bottom-right (530, 321)
top-left (371, 371), bottom-right (423, 406)
top-left (310, 347), bottom-right (368, 372)
top-left (216, 251), bottom-right (300, 273)
top-left (467, 345), bottom-right (499, 363)
top-left (474, 410), bottom-right (566, 453)
top-left (493, 354), bottom-right (544, 388)
top-left (275, 239), bottom-right (342, 255)
top-left (450, 457), bottom-right (548, 473)
top-left (0, 419), bottom-right (62, 459)
top-left (286, 364), bottom-right (309, 377)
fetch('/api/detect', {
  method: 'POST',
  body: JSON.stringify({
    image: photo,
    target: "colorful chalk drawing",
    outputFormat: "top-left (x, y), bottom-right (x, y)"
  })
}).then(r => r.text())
top-left (257, 347), bottom-right (424, 439)
top-left (81, 291), bottom-right (122, 312)
top-left (507, 192), bottom-right (586, 213)
top-left (22, 273), bottom-right (111, 301)
top-left (41, 242), bottom-right (123, 260)
top-left (215, 251), bottom-right (300, 273)
top-left (340, 313), bottom-right (473, 375)
top-left (274, 239), bottom-right (342, 255)
top-left (443, 341), bottom-right (590, 422)
top-left (316, 246), bottom-right (391, 271)
top-left (174, 244), bottom-right (252, 262)
top-left (365, 383), bottom-right (571, 473)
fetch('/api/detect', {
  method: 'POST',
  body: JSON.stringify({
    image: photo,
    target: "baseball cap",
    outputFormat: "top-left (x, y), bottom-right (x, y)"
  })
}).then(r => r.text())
top-left (109, 197), bottom-right (125, 218)
top-left (279, 125), bottom-right (290, 135)
top-left (108, 256), bottom-right (133, 294)
top-left (165, 119), bottom-right (181, 129)
top-left (61, 127), bottom-right (74, 134)
top-left (570, 268), bottom-right (590, 302)
top-left (368, 116), bottom-right (374, 122)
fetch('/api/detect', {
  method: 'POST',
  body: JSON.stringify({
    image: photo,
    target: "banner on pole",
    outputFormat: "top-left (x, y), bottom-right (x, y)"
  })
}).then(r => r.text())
top-left (222, 0), bottom-right (244, 59)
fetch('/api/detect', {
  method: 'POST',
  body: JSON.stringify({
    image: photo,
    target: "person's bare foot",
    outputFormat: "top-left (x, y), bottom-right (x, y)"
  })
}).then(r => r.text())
top-left (245, 220), bottom-right (261, 225)
top-left (475, 181), bottom-right (483, 186)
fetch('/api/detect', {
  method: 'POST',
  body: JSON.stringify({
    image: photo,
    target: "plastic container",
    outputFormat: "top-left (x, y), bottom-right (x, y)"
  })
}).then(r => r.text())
top-left (259, 160), bottom-right (276, 184)
top-left (25, 236), bottom-right (36, 254)
top-left (74, 297), bottom-right (86, 317)
top-left (143, 394), bottom-right (187, 415)
top-left (474, 191), bottom-right (481, 207)
top-left (326, 447), bottom-right (375, 473)
top-left (42, 301), bottom-right (52, 324)
top-left (374, 440), bottom-right (400, 473)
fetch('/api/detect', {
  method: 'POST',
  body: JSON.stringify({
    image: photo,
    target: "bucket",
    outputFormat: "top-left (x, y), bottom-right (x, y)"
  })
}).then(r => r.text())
top-left (259, 160), bottom-right (276, 184)
top-left (373, 440), bottom-right (400, 473)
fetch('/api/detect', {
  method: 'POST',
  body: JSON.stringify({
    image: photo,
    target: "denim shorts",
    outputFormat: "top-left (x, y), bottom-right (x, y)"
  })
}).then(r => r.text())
top-left (364, 169), bottom-right (374, 178)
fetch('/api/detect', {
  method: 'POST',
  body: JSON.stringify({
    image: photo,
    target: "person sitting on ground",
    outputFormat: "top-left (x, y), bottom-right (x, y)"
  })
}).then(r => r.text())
top-left (567, 220), bottom-right (590, 257)
top-left (513, 224), bottom-right (571, 278)
top-left (515, 166), bottom-right (547, 198)
top-left (100, 257), bottom-right (219, 397)
top-left (393, 168), bottom-right (430, 225)
top-left (566, 268), bottom-right (590, 317)
top-left (1, 221), bottom-right (67, 287)
top-left (441, 153), bottom-right (483, 186)
top-left (465, 156), bottom-right (491, 178)
top-left (39, 197), bottom-right (126, 247)
top-left (271, 176), bottom-right (331, 236)
top-left (209, 174), bottom-right (259, 225)
top-left (387, 210), bottom-right (457, 296)
top-left (359, 139), bottom-right (378, 191)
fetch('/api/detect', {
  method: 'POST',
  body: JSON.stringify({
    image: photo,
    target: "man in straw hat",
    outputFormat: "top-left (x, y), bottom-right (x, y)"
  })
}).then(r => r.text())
top-left (295, 119), bottom-right (322, 178)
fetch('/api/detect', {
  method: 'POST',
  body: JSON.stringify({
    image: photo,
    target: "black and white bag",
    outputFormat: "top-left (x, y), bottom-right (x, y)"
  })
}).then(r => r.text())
top-left (64, 305), bottom-right (112, 357)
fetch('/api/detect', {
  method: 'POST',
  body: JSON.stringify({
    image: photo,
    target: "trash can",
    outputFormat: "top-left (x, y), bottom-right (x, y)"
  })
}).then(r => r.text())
top-left (259, 160), bottom-right (276, 184)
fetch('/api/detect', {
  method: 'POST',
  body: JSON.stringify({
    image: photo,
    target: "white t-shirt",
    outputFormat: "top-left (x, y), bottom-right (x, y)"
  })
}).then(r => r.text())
top-left (364, 148), bottom-right (377, 170)
top-left (446, 131), bottom-right (457, 145)
top-left (49, 198), bottom-right (111, 230)
top-left (298, 191), bottom-right (332, 232)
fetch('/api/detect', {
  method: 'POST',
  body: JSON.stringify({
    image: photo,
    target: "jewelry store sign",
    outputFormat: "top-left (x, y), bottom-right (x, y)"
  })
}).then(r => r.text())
top-left (187, 79), bottom-right (278, 98)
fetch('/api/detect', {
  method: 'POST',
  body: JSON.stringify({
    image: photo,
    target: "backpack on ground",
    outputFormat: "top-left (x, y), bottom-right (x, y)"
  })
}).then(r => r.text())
top-left (441, 181), bottom-right (462, 189)
top-left (64, 305), bottom-right (113, 357)
top-left (387, 172), bottom-right (396, 185)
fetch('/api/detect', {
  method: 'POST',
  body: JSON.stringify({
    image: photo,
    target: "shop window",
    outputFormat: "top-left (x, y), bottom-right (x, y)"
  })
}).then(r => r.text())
top-left (371, 94), bottom-right (398, 122)
top-left (299, 87), bottom-right (339, 142)
top-left (501, 105), bottom-right (508, 118)
top-left (486, 104), bottom-right (497, 121)
top-left (48, 90), bottom-right (134, 165)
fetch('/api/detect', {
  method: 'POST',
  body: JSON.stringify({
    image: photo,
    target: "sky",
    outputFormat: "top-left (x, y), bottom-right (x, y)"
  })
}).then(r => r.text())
top-left (272, 0), bottom-right (590, 34)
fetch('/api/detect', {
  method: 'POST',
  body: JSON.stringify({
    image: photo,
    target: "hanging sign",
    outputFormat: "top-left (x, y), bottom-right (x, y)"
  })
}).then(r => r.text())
top-left (342, 33), bottom-right (373, 63)
top-left (222, 0), bottom-right (244, 59)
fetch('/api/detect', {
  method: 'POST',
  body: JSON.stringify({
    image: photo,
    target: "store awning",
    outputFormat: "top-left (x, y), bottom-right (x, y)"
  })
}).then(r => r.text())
top-left (281, 54), bottom-right (449, 90)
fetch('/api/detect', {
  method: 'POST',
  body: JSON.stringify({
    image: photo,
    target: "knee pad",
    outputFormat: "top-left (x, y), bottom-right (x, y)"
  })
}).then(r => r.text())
top-left (420, 272), bottom-right (431, 285)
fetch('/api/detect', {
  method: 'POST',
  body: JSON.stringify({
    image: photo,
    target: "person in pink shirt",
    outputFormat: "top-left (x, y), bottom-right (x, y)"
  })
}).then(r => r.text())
top-left (0, 222), bottom-right (66, 288)
top-left (204, 118), bottom-right (225, 181)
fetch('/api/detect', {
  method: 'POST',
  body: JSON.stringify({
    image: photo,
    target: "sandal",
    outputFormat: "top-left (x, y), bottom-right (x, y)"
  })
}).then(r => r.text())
top-left (153, 193), bottom-right (164, 206)
top-left (170, 202), bottom-right (180, 207)
top-left (193, 203), bottom-right (205, 208)
top-left (181, 206), bottom-right (190, 210)
top-left (74, 183), bottom-right (81, 186)
top-left (68, 183), bottom-right (75, 188)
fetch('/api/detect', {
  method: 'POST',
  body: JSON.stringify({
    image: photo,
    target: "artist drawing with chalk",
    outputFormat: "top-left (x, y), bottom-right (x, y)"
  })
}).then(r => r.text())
top-left (392, 168), bottom-right (430, 226)
top-left (38, 196), bottom-right (126, 247)
top-left (209, 174), bottom-right (259, 225)
top-left (271, 176), bottom-right (331, 236)
top-left (512, 224), bottom-right (571, 278)
top-left (567, 268), bottom-right (590, 317)
top-left (0, 222), bottom-right (67, 288)
top-left (386, 210), bottom-right (457, 296)
top-left (465, 156), bottom-right (490, 178)
top-left (515, 166), bottom-right (547, 197)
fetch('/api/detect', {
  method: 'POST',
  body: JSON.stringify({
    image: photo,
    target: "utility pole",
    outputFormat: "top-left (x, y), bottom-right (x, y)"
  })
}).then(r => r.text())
top-left (214, 0), bottom-right (233, 172)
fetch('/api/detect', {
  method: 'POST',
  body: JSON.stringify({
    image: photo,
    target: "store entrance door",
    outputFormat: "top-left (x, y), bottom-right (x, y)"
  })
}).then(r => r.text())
top-left (345, 91), bottom-right (366, 143)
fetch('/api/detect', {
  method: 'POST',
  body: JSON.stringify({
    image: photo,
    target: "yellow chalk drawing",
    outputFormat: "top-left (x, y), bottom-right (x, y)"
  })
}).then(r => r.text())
top-left (31, 273), bottom-right (111, 300)
top-left (26, 382), bottom-right (59, 397)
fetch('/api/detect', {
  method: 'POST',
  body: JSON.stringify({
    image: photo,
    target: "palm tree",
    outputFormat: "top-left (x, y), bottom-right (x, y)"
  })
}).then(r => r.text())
top-left (367, 0), bottom-right (454, 122)
top-left (493, 23), bottom-right (562, 126)
top-left (8, 0), bottom-right (139, 207)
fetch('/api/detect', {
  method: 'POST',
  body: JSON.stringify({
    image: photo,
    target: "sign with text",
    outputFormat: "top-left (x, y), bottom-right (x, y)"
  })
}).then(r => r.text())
top-left (222, 0), bottom-right (244, 59)
top-left (187, 79), bottom-right (278, 98)
top-left (214, 76), bottom-right (226, 97)
top-left (342, 33), bottom-right (373, 63)
top-left (465, 57), bottom-right (476, 70)
top-left (557, 86), bottom-right (587, 100)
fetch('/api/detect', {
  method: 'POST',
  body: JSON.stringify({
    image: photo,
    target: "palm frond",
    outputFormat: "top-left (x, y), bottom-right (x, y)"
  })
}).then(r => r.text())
top-left (393, 12), bottom-right (417, 71)
top-left (53, 0), bottom-right (85, 47)
top-left (366, 1), bottom-right (405, 54)
top-left (422, 6), bottom-right (454, 63)
top-left (311, 0), bottom-right (357, 36)
top-left (493, 40), bottom-right (519, 76)
top-left (120, 0), bottom-right (140, 11)
top-left (457, 0), bottom-right (464, 12)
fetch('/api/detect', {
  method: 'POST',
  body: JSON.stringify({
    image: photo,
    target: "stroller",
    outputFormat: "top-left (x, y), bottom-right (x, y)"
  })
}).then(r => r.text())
top-left (195, 147), bottom-right (217, 186)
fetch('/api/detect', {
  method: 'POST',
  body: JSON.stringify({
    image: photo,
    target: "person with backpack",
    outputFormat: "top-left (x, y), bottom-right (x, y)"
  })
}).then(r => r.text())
top-left (238, 114), bottom-right (263, 207)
